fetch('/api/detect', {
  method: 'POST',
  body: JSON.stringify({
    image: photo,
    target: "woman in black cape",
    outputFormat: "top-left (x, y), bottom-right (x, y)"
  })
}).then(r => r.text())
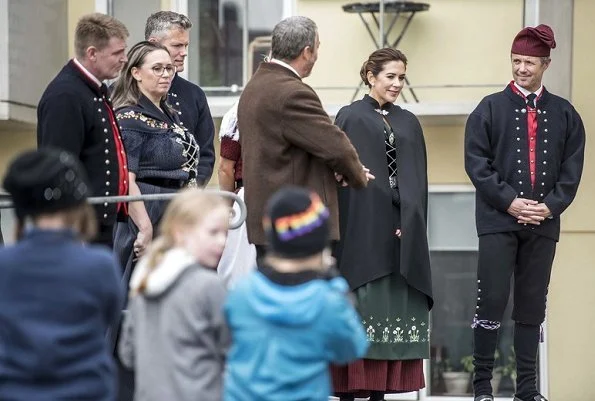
top-left (331, 48), bottom-right (433, 401)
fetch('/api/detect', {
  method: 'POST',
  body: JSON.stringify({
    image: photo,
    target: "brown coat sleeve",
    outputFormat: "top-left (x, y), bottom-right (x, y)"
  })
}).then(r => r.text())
top-left (281, 85), bottom-right (367, 189)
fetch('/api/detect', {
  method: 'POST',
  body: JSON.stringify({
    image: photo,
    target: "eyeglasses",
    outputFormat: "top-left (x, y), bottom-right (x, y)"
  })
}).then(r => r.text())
top-left (151, 65), bottom-right (176, 77)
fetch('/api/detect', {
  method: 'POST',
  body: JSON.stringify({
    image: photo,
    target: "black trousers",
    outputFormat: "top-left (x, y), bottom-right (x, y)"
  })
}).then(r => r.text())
top-left (473, 230), bottom-right (556, 399)
top-left (93, 223), bottom-right (115, 248)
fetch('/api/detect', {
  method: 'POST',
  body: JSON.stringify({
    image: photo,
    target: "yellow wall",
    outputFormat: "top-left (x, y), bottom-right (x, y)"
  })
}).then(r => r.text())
top-left (67, 0), bottom-right (95, 58)
top-left (300, 2), bottom-right (592, 400)
top-left (546, 1), bottom-right (595, 400)
top-left (298, 0), bottom-right (524, 105)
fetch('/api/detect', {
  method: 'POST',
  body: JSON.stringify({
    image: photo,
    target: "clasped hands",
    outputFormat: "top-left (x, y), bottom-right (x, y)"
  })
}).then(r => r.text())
top-left (507, 197), bottom-right (551, 225)
top-left (334, 165), bottom-right (376, 187)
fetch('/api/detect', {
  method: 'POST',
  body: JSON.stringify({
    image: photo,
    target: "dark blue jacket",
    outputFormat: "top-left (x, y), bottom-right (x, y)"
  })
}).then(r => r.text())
top-left (0, 229), bottom-right (123, 401)
top-left (37, 60), bottom-right (124, 227)
top-left (465, 85), bottom-right (585, 241)
top-left (168, 74), bottom-right (215, 186)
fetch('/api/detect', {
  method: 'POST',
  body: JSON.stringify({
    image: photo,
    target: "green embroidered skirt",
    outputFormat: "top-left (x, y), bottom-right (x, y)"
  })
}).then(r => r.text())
top-left (355, 272), bottom-right (430, 360)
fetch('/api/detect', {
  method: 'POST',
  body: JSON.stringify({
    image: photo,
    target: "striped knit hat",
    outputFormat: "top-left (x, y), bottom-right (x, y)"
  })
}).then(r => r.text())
top-left (264, 186), bottom-right (330, 259)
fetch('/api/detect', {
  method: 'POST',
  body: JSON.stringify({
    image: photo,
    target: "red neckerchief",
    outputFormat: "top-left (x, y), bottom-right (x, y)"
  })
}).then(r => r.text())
top-left (509, 81), bottom-right (542, 188)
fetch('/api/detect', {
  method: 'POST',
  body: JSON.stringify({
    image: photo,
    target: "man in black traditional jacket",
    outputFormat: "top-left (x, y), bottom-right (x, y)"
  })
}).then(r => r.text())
top-left (465, 25), bottom-right (585, 401)
top-left (146, 11), bottom-right (215, 186)
top-left (37, 13), bottom-right (130, 247)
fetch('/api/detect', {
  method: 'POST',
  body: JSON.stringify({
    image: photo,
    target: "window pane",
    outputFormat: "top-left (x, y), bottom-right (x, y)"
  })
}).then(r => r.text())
top-left (187, 0), bottom-right (281, 92)
top-left (428, 192), bottom-right (478, 250)
top-left (111, 0), bottom-right (161, 45)
top-left (428, 251), bottom-right (520, 397)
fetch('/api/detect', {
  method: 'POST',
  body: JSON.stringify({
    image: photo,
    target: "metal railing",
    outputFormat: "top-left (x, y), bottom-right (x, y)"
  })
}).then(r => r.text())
top-left (0, 189), bottom-right (247, 229)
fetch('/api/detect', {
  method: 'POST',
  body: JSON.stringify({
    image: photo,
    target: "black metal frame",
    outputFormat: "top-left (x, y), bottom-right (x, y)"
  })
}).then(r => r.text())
top-left (343, 1), bottom-right (430, 102)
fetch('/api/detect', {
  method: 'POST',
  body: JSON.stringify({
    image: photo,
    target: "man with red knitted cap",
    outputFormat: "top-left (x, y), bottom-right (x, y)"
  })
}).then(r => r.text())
top-left (465, 24), bottom-right (585, 401)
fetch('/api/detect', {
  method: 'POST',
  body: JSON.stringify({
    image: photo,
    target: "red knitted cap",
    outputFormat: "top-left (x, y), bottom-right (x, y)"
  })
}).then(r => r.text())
top-left (511, 24), bottom-right (556, 57)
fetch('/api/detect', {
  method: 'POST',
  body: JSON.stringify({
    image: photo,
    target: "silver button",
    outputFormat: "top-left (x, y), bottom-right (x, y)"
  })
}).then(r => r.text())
top-left (178, 111), bottom-right (182, 115)
top-left (478, 289), bottom-right (482, 292)
top-left (540, 193), bottom-right (544, 197)
top-left (543, 172), bottom-right (546, 176)
top-left (106, 170), bottom-right (111, 175)
top-left (105, 160), bottom-right (110, 165)
top-left (531, 172), bottom-right (534, 175)
top-left (518, 169), bottom-right (521, 173)
top-left (102, 118), bottom-right (106, 122)
top-left (516, 127), bottom-right (520, 130)
top-left (544, 139), bottom-right (548, 143)
top-left (520, 192), bottom-right (524, 195)
top-left (180, 122), bottom-right (184, 126)
top-left (124, 180), bottom-right (127, 184)
top-left (543, 161), bottom-right (547, 165)
top-left (542, 182), bottom-right (545, 186)
top-left (544, 119), bottom-right (548, 122)
top-left (543, 110), bottom-right (547, 114)
top-left (104, 202), bottom-right (108, 207)
top-left (538, 109), bottom-right (542, 114)
top-left (518, 160), bottom-right (521, 163)
top-left (517, 137), bottom-right (520, 141)
top-left (105, 138), bottom-right (109, 143)
top-left (94, 97), bottom-right (98, 101)
top-left (105, 192), bottom-right (109, 195)
top-left (105, 149), bottom-right (109, 154)
top-left (521, 109), bottom-right (527, 113)
top-left (515, 109), bottom-right (519, 113)
top-left (176, 102), bottom-right (180, 106)
top-left (106, 181), bottom-right (110, 186)
top-left (98, 108), bottom-right (102, 112)
top-left (515, 117), bottom-right (519, 121)
top-left (517, 149), bottom-right (520, 152)
top-left (519, 181), bottom-right (522, 184)
top-left (103, 214), bottom-right (108, 218)
top-left (477, 279), bottom-right (481, 283)
top-left (544, 129), bottom-right (548, 132)
top-left (104, 128), bottom-right (108, 133)
top-left (544, 150), bottom-right (547, 154)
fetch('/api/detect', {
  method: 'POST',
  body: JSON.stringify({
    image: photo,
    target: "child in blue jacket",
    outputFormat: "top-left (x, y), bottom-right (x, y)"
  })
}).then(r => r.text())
top-left (224, 186), bottom-right (368, 401)
top-left (0, 149), bottom-right (122, 401)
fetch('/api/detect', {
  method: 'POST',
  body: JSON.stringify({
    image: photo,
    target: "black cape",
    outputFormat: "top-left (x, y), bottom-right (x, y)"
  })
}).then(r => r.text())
top-left (334, 95), bottom-right (433, 309)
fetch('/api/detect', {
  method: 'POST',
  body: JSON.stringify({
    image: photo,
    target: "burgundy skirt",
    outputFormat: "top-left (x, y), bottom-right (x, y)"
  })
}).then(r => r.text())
top-left (331, 358), bottom-right (425, 397)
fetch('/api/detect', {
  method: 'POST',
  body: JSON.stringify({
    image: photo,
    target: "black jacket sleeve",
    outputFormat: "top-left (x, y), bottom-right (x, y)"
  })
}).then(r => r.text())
top-left (543, 106), bottom-right (586, 216)
top-left (194, 88), bottom-right (215, 186)
top-left (37, 90), bottom-right (85, 157)
top-left (465, 109), bottom-right (518, 212)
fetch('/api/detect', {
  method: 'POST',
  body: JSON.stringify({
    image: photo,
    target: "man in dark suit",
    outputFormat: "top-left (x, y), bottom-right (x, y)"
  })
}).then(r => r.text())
top-left (238, 16), bottom-right (373, 258)
top-left (37, 13), bottom-right (129, 247)
top-left (145, 11), bottom-right (216, 187)
top-left (465, 24), bottom-right (585, 401)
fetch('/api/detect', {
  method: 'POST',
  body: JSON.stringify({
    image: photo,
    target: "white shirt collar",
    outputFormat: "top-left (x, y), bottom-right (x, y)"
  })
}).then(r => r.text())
top-left (270, 58), bottom-right (301, 78)
top-left (73, 58), bottom-right (102, 88)
top-left (513, 81), bottom-right (543, 99)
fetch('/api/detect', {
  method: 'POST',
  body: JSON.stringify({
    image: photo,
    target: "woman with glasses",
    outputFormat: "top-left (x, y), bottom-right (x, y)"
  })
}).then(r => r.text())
top-left (111, 41), bottom-right (199, 285)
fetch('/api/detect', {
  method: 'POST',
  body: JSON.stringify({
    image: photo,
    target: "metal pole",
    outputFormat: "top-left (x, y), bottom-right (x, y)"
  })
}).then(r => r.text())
top-left (242, 0), bottom-right (249, 87)
top-left (0, 190), bottom-right (248, 229)
top-left (379, 0), bottom-right (385, 47)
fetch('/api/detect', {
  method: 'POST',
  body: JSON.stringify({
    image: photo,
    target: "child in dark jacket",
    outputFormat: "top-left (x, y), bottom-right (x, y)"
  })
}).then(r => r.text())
top-left (224, 186), bottom-right (369, 401)
top-left (0, 149), bottom-right (122, 401)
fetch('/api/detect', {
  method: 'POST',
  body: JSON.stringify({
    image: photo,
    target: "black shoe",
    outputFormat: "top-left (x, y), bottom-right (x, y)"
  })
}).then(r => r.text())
top-left (513, 396), bottom-right (548, 401)
top-left (475, 396), bottom-right (494, 401)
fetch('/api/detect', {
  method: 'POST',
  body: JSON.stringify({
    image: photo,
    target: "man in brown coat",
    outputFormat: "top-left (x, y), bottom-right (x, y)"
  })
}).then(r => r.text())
top-left (238, 16), bottom-right (371, 255)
